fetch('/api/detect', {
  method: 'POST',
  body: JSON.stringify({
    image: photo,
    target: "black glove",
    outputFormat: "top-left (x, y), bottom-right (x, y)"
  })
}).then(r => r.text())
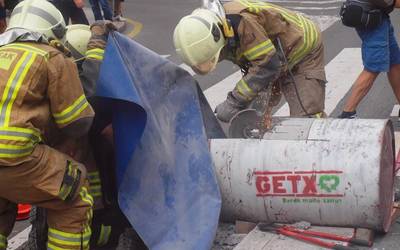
top-left (338, 111), bottom-right (357, 119)
top-left (88, 21), bottom-right (118, 49)
top-left (215, 92), bottom-right (248, 123)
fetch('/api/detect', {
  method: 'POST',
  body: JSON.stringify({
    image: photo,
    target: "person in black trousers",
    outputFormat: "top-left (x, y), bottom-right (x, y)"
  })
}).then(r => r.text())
top-left (49, 0), bottom-right (89, 25)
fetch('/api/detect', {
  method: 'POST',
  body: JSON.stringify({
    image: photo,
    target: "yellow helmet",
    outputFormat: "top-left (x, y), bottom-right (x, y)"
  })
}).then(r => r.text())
top-left (64, 24), bottom-right (91, 60)
top-left (7, 0), bottom-right (66, 41)
top-left (173, 8), bottom-right (226, 74)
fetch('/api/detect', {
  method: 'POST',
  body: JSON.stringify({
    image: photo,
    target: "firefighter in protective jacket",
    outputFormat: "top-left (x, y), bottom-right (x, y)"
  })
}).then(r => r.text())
top-left (63, 22), bottom-right (128, 248)
top-left (0, 0), bottom-right (95, 249)
top-left (174, 0), bottom-right (327, 122)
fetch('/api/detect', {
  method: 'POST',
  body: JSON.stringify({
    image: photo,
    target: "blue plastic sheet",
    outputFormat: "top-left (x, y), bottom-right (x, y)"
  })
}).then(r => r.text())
top-left (95, 32), bottom-right (222, 250)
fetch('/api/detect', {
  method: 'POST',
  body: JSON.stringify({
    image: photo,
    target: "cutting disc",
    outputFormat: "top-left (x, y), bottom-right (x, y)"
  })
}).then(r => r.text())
top-left (228, 109), bottom-right (263, 138)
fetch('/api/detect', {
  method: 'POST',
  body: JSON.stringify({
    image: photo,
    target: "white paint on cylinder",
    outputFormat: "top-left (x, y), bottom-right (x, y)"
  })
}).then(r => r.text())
top-left (210, 118), bottom-right (395, 232)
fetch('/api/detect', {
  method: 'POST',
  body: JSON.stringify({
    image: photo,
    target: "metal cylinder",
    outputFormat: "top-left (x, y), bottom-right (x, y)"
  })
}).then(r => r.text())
top-left (210, 118), bottom-right (395, 232)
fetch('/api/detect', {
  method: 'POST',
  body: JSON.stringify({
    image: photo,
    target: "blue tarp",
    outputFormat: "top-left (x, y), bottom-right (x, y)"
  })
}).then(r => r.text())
top-left (95, 32), bottom-right (223, 250)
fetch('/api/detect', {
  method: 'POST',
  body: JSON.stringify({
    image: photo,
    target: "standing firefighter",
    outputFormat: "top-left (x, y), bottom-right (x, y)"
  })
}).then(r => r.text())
top-left (174, 0), bottom-right (327, 122)
top-left (0, 0), bottom-right (95, 249)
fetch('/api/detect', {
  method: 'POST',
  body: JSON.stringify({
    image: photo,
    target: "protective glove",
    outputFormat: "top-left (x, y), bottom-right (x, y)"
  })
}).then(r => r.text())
top-left (88, 21), bottom-right (118, 50)
top-left (215, 92), bottom-right (248, 123)
top-left (338, 111), bottom-right (357, 119)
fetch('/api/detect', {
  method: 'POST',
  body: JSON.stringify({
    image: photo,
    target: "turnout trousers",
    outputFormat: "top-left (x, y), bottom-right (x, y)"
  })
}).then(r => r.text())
top-left (278, 38), bottom-right (327, 117)
top-left (0, 144), bottom-right (93, 250)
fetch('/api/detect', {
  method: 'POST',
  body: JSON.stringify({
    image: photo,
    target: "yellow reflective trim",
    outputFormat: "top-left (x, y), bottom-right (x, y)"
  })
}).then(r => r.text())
top-left (48, 228), bottom-right (91, 240)
top-left (53, 95), bottom-right (89, 125)
top-left (97, 224), bottom-right (111, 246)
top-left (90, 192), bottom-right (102, 198)
top-left (247, 44), bottom-right (275, 61)
top-left (59, 163), bottom-right (77, 200)
top-left (85, 48), bottom-right (104, 61)
top-left (88, 178), bottom-right (101, 185)
top-left (80, 186), bottom-right (94, 206)
top-left (243, 40), bottom-right (274, 60)
top-left (4, 53), bottom-right (36, 126)
top-left (88, 171), bottom-right (99, 177)
top-left (2, 43), bottom-right (48, 58)
top-left (48, 237), bottom-right (83, 247)
top-left (236, 79), bottom-right (256, 99)
top-left (0, 234), bottom-right (5, 249)
top-left (89, 185), bottom-right (102, 197)
top-left (0, 52), bottom-right (29, 125)
top-left (0, 143), bottom-right (34, 158)
top-left (47, 242), bottom-right (66, 250)
top-left (0, 51), bottom-right (17, 70)
top-left (0, 126), bottom-right (41, 142)
top-left (314, 112), bottom-right (323, 118)
top-left (239, 0), bottom-right (301, 26)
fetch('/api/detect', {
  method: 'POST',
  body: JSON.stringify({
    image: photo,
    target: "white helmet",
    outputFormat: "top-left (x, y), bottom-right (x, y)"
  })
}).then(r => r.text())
top-left (7, 0), bottom-right (66, 41)
top-left (64, 24), bottom-right (91, 60)
top-left (173, 8), bottom-right (226, 75)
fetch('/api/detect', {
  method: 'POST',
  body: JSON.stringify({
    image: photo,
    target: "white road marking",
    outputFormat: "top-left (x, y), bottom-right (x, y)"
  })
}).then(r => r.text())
top-left (391, 104), bottom-right (400, 117)
top-left (204, 71), bottom-right (242, 111)
top-left (7, 225), bottom-right (31, 250)
top-left (274, 48), bottom-right (362, 116)
top-left (266, 0), bottom-right (344, 4)
top-left (289, 6), bottom-right (340, 10)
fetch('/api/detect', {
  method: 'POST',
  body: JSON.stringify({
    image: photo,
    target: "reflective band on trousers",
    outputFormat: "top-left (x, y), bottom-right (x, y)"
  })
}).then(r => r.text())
top-left (48, 227), bottom-right (91, 250)
top-left (52, 95), bottom-right (89, 125)
top-left (88, 171), bottom-right (101, 185)
top-left (0, 234), bottom-right (6, 249)
top-left (88, 171), bottom-right (102, 197)
top-left (85, 48), bottom-right (104, 61)
top-left (80, 186), bottom-right (94, 207)
top-left (59, 162), bottom-right (80, 201)
top-left (89, 184), bottom-right (102, 198)
top-left (97, 224), bottom-right (111, 246)
top-left (238, 0), bottom-right (319, 67)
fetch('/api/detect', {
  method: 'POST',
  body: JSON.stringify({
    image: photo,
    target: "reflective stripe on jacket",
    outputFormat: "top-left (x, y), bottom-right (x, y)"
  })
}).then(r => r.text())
top-left (0, 42), bottom-right (94, 160)
top-left (222, 0), bottom-right (321, 100)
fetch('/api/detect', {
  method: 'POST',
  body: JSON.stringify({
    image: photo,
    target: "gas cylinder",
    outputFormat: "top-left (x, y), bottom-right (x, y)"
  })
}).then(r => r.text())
top-left (210, 118), bottom-right (395, 232)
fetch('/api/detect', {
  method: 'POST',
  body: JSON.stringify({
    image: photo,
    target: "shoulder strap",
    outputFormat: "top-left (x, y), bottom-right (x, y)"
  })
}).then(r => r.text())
top-left (226, 14), bottom-right (242, 49)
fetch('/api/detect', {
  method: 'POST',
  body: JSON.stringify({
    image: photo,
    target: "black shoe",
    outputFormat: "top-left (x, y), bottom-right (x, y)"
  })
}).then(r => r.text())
top-left (338, 111), bottom-right (357, 119)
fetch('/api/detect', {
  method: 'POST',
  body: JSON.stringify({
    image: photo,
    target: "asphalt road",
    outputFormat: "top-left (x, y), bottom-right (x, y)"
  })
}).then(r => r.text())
top-left (7, 0), bottom-right (400, 249)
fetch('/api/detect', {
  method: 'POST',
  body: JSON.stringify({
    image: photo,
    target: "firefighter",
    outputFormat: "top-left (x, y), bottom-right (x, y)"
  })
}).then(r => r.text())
top-left (0, 0), bottom-right (95, 249)
top-left (173, 0), bottom-right (327, 122)
top-left (64, 22), bottom-right (130, 248)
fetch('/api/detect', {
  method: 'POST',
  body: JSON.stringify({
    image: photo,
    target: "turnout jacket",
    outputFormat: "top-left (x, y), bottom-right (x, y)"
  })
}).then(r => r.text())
top-left (221, 0), bottom-right (321, 102)
top-left (0, 29), bottom-right (94, 162)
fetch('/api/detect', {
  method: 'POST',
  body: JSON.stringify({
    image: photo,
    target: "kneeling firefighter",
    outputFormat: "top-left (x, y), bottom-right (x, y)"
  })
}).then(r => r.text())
top-left (0, 0), bottom-right (95, 249)
top-left (63, 23), bottom-right (132, 248)
top-left (174, 0), bottom-right (327, 122)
